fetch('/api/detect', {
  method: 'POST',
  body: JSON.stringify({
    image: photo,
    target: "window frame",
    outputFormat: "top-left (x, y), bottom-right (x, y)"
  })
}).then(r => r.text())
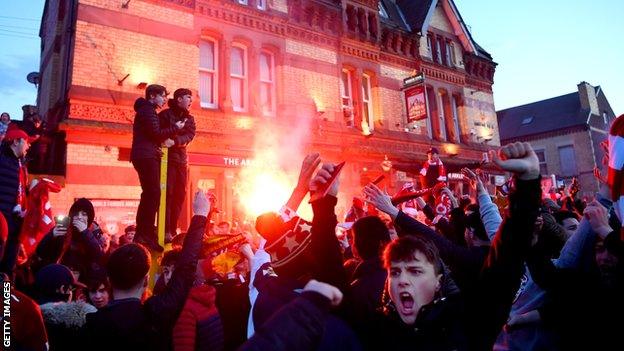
top-left (199, 37), bottom-right (218, 109)
top-left (237, 0), bottom-right (248, 5)
top-left (230, 43), bottom-right (249, 113)
top-left (340, 69), bottom-right (353, 111)
top-left (435, 37), bottom-right (443, 65)
top-left (259, 50), bottom-right (276, 117)
top-left (534, 148), bottom-right (548, 175)
top-left (558, 145), bottom-right (578, 177)
top-left (361, 73), bottom-right (374, 131)
top-left (256, 0), bottom-right (266, 10)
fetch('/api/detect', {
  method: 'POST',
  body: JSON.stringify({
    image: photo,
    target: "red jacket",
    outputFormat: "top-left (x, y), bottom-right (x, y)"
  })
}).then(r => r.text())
top-left (173, 284), bottom-right (223, 351)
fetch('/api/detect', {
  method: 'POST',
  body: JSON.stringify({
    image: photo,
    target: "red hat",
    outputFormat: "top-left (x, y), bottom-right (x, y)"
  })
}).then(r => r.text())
top-left (4, 127), bottom-right (35, 143)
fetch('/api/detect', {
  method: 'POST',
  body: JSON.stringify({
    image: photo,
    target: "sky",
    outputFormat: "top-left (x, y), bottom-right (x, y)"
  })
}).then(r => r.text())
top-left (0, 0), bottom-right (622, 121)
top-left (455, 0), bottom-right (624, 115)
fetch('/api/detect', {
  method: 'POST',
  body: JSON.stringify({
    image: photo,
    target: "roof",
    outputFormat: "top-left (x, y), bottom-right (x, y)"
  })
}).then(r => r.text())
top-left (379, 0), bottom-right (411, 31)
top-left (394, 0), bottom-right (434, 33)
top-left (496, 92), bottom-right (588, 141)
top-left (393, 0), bottom-right (492, 60)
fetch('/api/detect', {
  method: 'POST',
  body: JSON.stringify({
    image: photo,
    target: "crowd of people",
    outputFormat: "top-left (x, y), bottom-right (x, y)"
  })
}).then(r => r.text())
top-left (0, 86), bottom-right (622, 351)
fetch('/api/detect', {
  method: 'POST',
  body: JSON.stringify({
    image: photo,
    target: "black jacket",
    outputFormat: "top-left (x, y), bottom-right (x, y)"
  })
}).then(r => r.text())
top-left (158, 100), bottom-right (196, 165)
top-left (251, 195), bottom-right (361, 351)
top-left (241, 292), bottom-right (334, 351)
top-left (362, 178), bottom-right (542, 351)
top-left (527, 230), bottom-right (624, 350)
top-left (130, 98), bottom-right (178, 161)
top-left (0, 143), bottom-right (20, 221)
top-left (346, 257), bottom-right (387, 324)
top-left (32, 222), bottom-right (106, 278)
top-left (85, 214), bottom-right (207, 350)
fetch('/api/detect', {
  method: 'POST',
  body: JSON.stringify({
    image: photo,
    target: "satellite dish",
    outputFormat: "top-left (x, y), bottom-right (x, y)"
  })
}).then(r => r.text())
top-left (27, 72), bottom-right (40, 87)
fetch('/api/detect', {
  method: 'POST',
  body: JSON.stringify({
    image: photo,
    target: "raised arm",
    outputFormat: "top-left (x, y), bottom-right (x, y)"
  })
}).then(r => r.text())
top-left (308, 163), bottom-right (347, 291)
top-left (145, 190), bottom-right (210, 329)
top-left (470, 142), bottom-right (542, 350)
top-left (283, 153), bottom-right (321, 214)
top-left (462, 167), bottom-right (502, 240)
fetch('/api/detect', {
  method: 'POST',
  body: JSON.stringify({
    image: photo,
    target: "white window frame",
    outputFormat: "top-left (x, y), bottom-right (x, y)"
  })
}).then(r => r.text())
top-left (437, 91), bottom-right (447, 141)
top-left (449, 42), bottom-right (456, 66)
top-left (257, 0), bottom-right (266, 10)
top-left (427, 35), bottom-right (433, 57)
top-left (230, 43), bottom-right (248, 112)
top-left (238, 0), bottom-right (248, 5)
top-left (425, 86), bottom-right (432, 138)
top-left (445, 41), bottom-right (452, 66)
top-left (340, 69), bottom-right (353, 110)
top-left (199, 38), bottom-right (218, 109)
top-left (362, 74), bottom-right (374, 131)
top-left (259, 50), bottom-right (276, 116)
top-left (450, 95), bottom-right (460, 143)
top-left (435, 38), bottom-right (443, 65)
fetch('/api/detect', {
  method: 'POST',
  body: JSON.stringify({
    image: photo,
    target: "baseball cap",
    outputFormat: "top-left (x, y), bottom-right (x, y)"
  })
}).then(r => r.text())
top-left (4, 127), bottom-right (36, 143)
top-left (35, 264), bottom-right (86, 303)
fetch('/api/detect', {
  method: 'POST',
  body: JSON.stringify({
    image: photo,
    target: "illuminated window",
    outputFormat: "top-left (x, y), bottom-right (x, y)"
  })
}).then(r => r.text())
top-left (259, 51), bottom-right (275, 116)
top-left (199, 38), bottom-right (218, 108)
top-left (340, 69), bottom-right (353, 110)
top-left (230, 44), bottom-right (248, 112)
top-left (361, 74), bottom-right (374, 131)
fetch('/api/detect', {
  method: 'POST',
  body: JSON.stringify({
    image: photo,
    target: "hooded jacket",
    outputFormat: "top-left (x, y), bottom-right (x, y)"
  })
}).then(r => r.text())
top-left (158, 100), bottom-right (196, 165)
top-left (130, 97), bottom-right (178, 161)
top-left (40, 301), bottom-right (97, 351)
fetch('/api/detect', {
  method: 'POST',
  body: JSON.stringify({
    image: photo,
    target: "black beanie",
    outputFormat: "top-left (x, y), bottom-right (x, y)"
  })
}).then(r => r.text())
top-left (69, 198), bottom-right (95, 226)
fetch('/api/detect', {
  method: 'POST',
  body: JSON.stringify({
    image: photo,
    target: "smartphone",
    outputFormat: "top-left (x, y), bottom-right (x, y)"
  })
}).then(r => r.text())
top-left (310, 161), bottom-right (346, 202)
top-left (55, 215), bottom-right (69, 229)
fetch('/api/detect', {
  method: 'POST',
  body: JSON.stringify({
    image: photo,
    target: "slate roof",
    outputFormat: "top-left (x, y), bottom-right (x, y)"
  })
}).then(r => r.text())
top-left (496, 92), bottom-right (589, 141)
top-left (394, 0), bottom-right (434, 33)
top-left (380, 0), bottom-right (411, 31)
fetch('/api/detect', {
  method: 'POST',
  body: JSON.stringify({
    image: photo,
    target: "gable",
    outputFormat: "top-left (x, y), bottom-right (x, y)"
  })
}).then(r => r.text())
top-left (422, 0), bottom-right (477, 55)
top-left (428, 3), bottom-right (453, 33)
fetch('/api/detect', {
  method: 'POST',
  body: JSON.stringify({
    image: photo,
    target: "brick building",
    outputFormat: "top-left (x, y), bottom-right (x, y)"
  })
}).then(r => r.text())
top-left (497, 81), bottom-right (617, 196)
top-left (36, 0), bottom-right (499, 235)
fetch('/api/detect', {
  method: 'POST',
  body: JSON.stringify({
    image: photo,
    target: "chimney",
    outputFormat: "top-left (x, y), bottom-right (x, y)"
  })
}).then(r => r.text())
top-left (577, 81), bottom-right (599, 116)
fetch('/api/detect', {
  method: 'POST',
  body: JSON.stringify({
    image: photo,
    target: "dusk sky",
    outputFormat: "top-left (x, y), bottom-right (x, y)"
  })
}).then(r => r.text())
top-left (0, 0), bottom-right (622, 121)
